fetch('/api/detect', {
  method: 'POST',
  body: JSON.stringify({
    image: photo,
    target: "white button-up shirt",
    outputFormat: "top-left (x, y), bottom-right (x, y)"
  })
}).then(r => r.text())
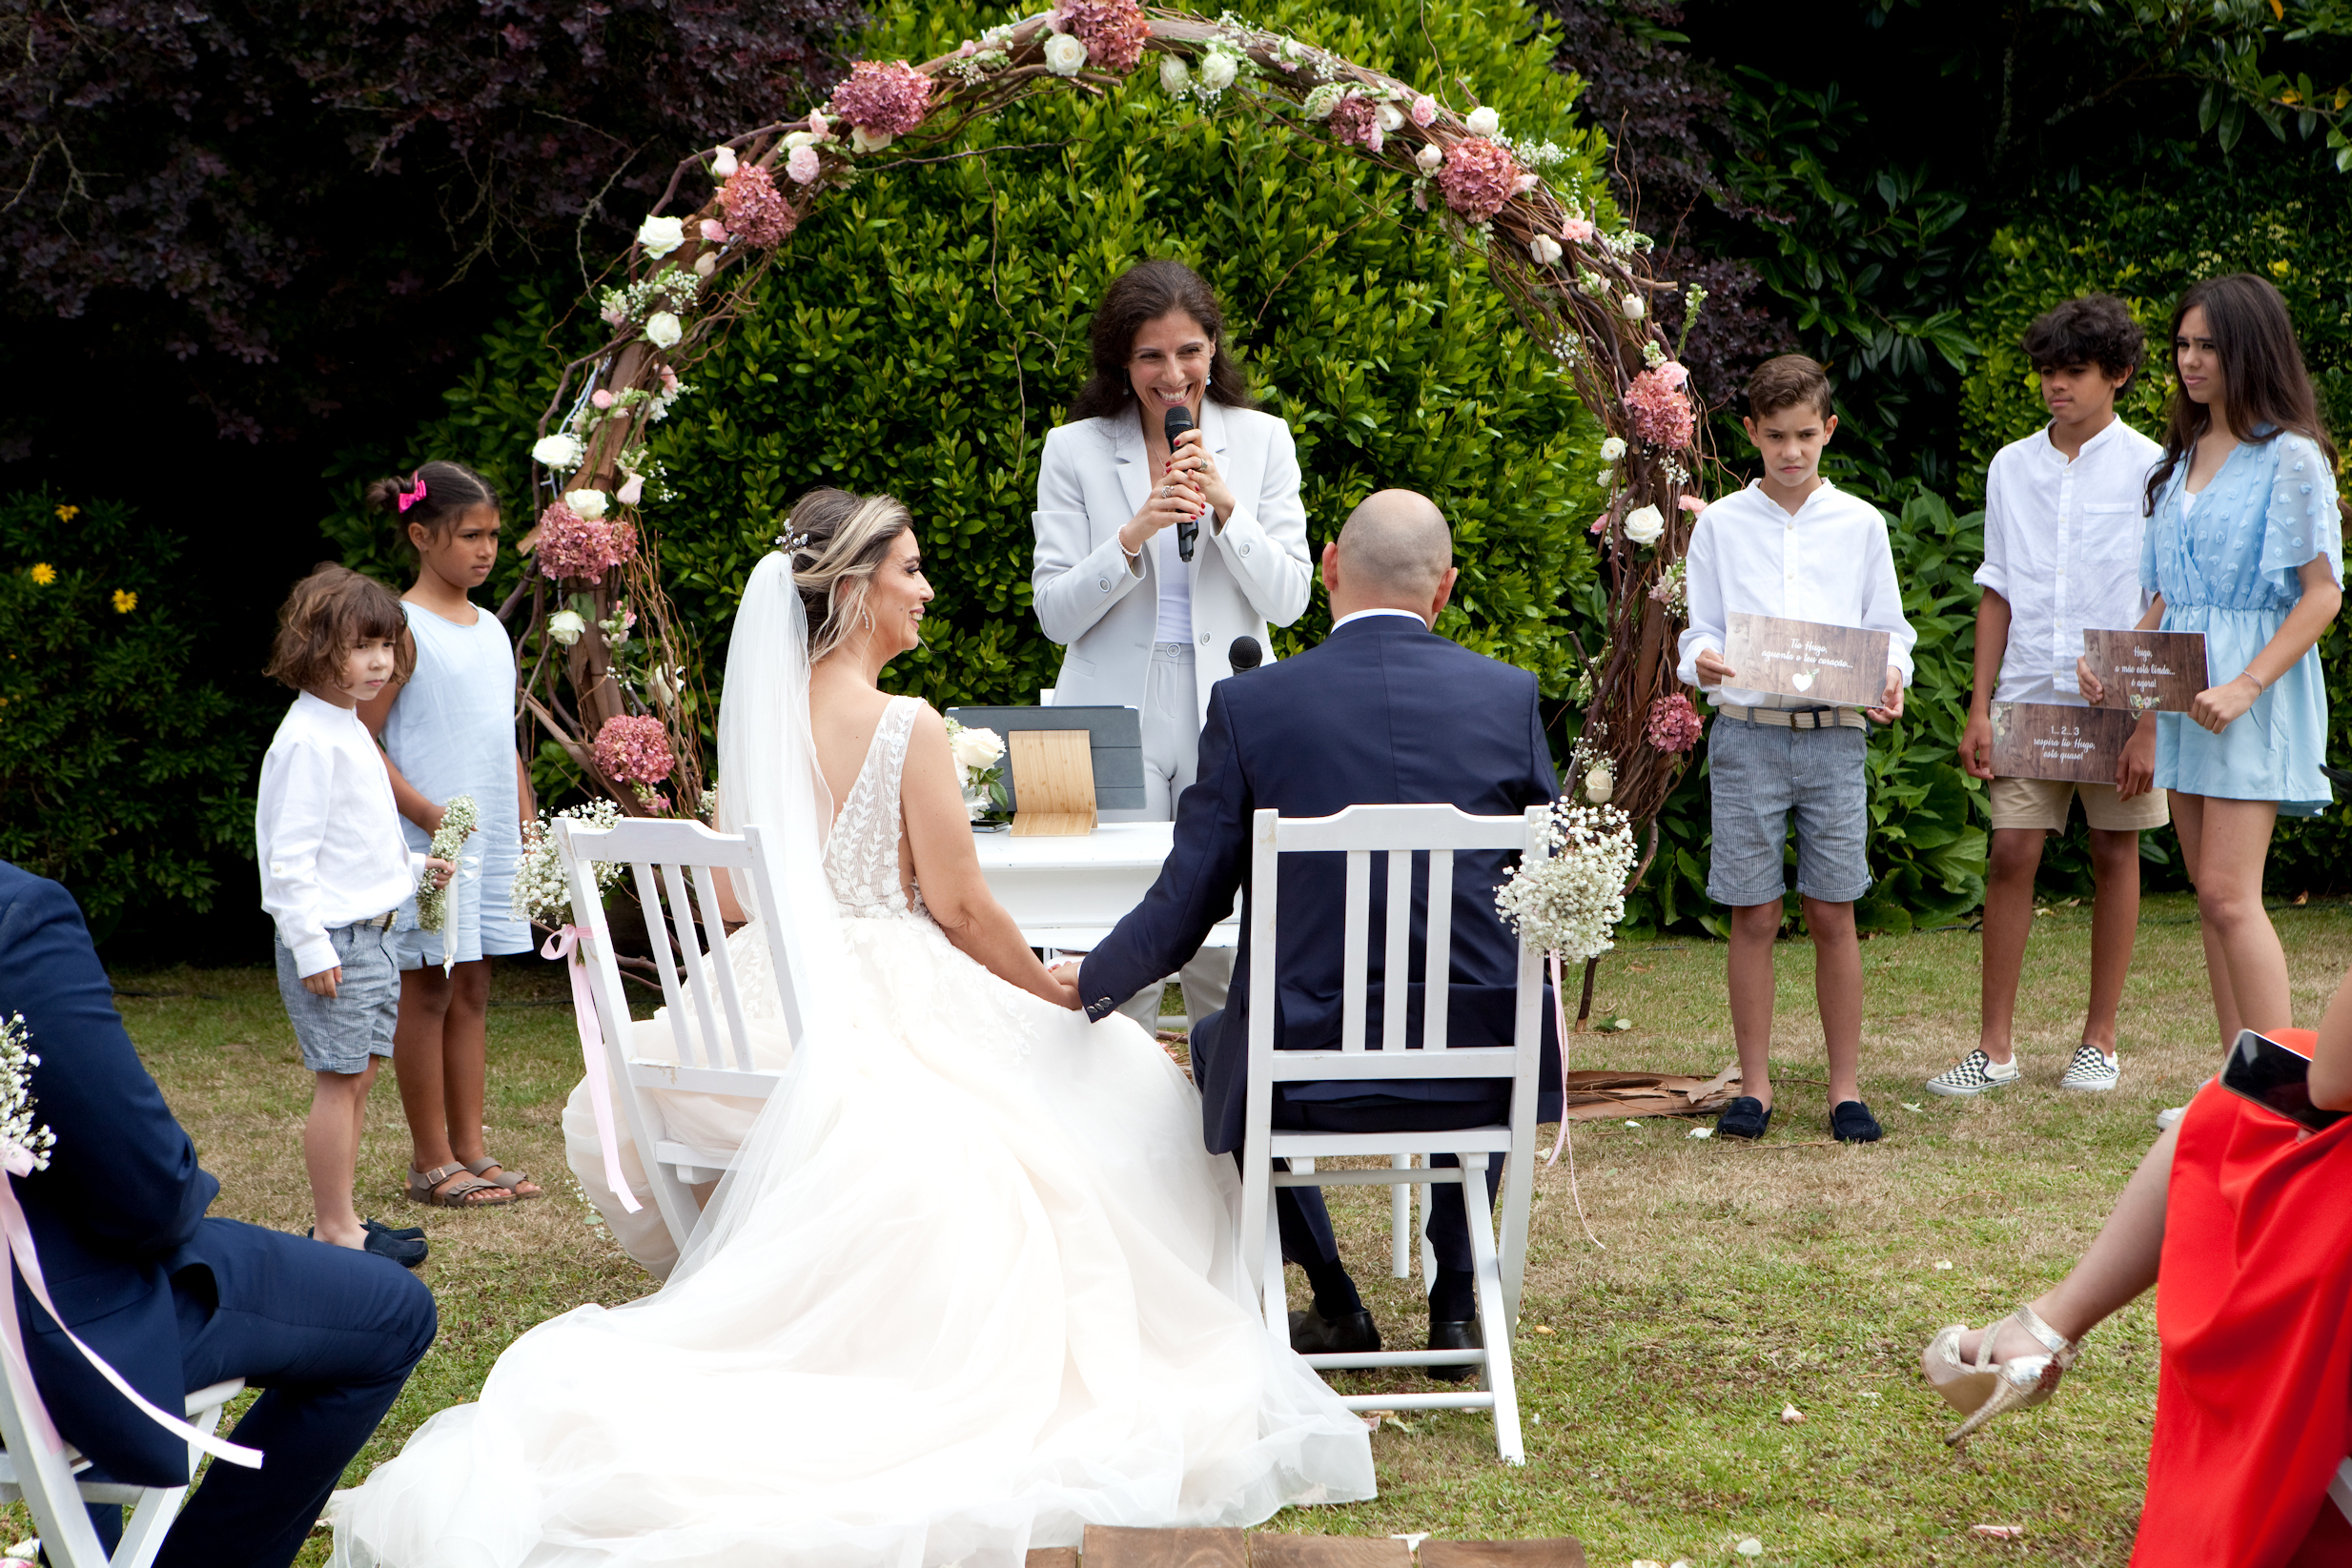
top-left (1676, 479), bottom-right (1918, 709)
top-left (1977, 417), bottom-right (2162, 705)
top-left (256, 691), bottom-right (424, 977)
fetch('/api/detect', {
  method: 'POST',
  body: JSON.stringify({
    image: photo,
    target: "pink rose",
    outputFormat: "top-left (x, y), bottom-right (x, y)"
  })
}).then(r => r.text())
top-left (1588, 515), bottom-right (1608, 535)
top-left (659, 365), bottom-right (679, 393)
top-left (1512, 173), bottom-right (1540, 195)
top-left (591, 389), bottom-right (616, 410)
top-left (808, 111), bottom-right (830, 140)
top-left (1658, 361), bottom-right (1690, 390)
top-left (1410, 94), bottom-right (1437, 128)
top-left (700, 219), bottom-right (729, 243)
top-left (601, 304), bottom-right (627, 327)
top-left (958, 38), bottom-right (977, 55)
top-left (787, 145), bottom-right (821, 185)
top-left (1562, 216), bottom-right (1596, 243)
top-left (616, 472), bottom-right (644, 506)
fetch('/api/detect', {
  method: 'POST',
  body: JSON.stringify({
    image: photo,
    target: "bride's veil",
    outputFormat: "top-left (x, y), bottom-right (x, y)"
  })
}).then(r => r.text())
top-left (670, 547), bottom-right (851, 1278)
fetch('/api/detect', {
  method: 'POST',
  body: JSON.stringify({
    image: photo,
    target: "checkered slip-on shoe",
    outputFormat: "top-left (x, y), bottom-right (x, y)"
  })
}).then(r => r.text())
top-left (2058, 1045), bottom-right (2120, 1092)
top-left (1925, 1049), bottom-right (2020, 1098)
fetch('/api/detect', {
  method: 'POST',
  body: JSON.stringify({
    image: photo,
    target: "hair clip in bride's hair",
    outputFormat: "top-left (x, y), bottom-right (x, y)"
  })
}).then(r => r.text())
top-left (773, 521), bottom-right (812, 558)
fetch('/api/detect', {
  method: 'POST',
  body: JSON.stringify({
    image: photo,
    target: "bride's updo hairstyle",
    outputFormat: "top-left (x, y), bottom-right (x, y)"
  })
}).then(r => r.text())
top-left (781, 486), bottom-right (913, 661)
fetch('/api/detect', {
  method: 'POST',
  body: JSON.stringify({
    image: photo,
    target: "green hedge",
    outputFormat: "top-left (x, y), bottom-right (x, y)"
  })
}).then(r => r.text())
top-left (1960, 167), bottom-right (2352, 894)
top-left (0, 492), bottom-right (261, 938)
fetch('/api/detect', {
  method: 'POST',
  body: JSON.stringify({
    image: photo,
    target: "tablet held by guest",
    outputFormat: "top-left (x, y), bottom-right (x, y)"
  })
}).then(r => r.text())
top-left (1030, 259), bottom-right (1313, 1032)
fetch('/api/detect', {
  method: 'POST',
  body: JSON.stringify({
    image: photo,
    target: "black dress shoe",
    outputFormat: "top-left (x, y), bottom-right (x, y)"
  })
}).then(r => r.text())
top-left (1426, 1318), bottom-right (1483, 1382)
top-left (1717, 1095), bottom-right (1772, 1140)
top-left (365, 1217), bottom-right (426, 1241)
top-left (1831, 1099), bottom-right (1884, 1143)
top-left (1289, 1306), bottom-right (1381, 1355)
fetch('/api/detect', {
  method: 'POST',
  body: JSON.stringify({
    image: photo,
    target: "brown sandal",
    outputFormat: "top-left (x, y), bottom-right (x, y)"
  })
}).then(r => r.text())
top-left (462, 1157), bottom-right (542, 1201)
top-left (408, 1162), bottom-right (513, 1209)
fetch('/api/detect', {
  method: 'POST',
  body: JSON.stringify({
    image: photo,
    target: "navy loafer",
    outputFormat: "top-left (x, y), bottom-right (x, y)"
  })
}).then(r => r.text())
top-left (1716, 1095), bottom-right (1772, 1140)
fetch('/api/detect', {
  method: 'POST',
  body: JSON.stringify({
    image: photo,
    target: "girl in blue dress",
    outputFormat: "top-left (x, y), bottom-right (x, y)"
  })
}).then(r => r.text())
top-left (2102, 274), bottom-right (2344, 1054)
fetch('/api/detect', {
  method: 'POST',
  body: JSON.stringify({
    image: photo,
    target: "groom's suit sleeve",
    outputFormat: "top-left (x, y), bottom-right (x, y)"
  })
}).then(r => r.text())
top-left (1077, 686), bottom-right (1252, 1022)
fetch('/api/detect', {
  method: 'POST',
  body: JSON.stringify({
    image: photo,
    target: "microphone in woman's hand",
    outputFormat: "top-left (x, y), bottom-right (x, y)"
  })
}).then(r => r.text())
top-left (1164, 404), bottom-right (1199, 561)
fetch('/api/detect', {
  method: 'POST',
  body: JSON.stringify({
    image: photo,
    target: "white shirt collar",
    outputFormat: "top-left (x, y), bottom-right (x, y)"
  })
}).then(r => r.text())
top-left (1332, 607), bottom-right (1430, 631)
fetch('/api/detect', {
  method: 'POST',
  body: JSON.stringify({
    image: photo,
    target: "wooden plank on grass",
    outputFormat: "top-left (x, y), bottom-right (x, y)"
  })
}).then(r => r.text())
top-left (1418, 1540), bottom-right (1586, 1568)
top-left (1079, 1526), bottom-right (1249, 1568)
top-left (1249, 1536), bottom-right (1413, 1567)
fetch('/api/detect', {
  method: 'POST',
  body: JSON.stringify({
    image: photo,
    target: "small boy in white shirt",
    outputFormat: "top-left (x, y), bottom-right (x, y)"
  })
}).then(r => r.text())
top-left (258, 565), bottom-right (452, 1267)
top-left (1934, 295), bottom-right (2164, 1098)
top-left (1678, 355), bottom-right (1917, 1144)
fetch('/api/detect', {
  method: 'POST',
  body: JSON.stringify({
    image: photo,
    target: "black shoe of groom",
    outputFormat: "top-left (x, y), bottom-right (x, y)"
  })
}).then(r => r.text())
top-left (1831, 1099), bottom-right (1885, 1143)
top-left (1289, 1306), bottom-right (1381, 1355)
top-left (1426, 1317), bottom-right (1483, 1382)
top-left (1716, 1095), bottom-right (1771, 1140)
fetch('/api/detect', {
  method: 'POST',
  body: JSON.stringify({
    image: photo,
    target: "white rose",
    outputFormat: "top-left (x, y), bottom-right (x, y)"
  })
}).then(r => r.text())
top-left (1584, 764), bottom-right (1613, 804)
top-left (1530, 234), bottom-right (1562, 266)
top-left (850, 125), bottom-right (892, 153)
top-left (1623, 504), bottom-right (1665, 545)
top-left (546, 610), bottom-right (587, 647)
top-left (711, 146), bottom-right (739, 176)
top-left (950, 725), bottom-right (1005, 771)
top-left (531, 433), bottom-right (583, 470)
top-left (1377, 102), bottom-right (1404, 132)
top-left (1621, 291), bottom-right (1646, 321)
top-left (644, 311), bottom-right (684, 349)
top-left (784, 130), bottom-right (816, 150)
top-left (564, 488), bottom-right (608, 519)
top-left (1599, 436), bottom-right (1627, 461)
top-left (1044, 31), bottom-right (1088, 75)
top-left (1465, 105), bottom-right (1501, 136)
top-left (1415, 143), bottom-right (1442, 175)
top-left (636, 214), bottom-right (686, 258)
top-left (1160, 54), bottom-right (1190, 94)
top-left (1199, 51), bottom-right (1237, 91)
top-left (694, 252), bottom-right (717, 278)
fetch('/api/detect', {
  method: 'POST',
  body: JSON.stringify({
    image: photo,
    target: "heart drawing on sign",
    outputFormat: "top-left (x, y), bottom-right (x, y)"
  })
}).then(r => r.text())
top-left (1791, 670), bottom-right (1815, 692)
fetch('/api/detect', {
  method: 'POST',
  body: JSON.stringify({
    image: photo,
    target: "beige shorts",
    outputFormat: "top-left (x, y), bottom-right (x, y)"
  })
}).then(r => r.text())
top-left (1989, 775), bottom-right (2169, 833)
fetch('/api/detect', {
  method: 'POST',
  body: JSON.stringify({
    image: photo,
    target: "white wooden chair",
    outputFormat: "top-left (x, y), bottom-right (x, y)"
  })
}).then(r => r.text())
top-left (556, 817), bottom-right (807, 1257)
top-left (0, 1352), bottom-right (245, 1568)
top-left (1237, 803), bottom-right (1548, 1465)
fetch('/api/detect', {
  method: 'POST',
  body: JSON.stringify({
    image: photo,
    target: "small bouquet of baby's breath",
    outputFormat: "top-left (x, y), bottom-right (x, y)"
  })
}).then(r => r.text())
top-left (513, 799), bottom-right (628, 924)
top-left (0, 1014), bottom-right (55, 1173)
top-left (1494, 801), bottom-right (1639, 964)
top-left (417, 794), bottom-right (478, 933)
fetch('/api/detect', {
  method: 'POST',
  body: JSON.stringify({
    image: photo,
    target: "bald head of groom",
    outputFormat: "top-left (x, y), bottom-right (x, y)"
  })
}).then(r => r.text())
top-left (1319, 488), bottom-right (1459, 628)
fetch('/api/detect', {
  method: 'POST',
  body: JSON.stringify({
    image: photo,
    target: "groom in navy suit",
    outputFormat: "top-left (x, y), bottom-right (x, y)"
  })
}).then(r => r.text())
top-left (0, 861), bottom-right (437, 1567)
top-left (1075, 490), bottom-right (1560, 1371)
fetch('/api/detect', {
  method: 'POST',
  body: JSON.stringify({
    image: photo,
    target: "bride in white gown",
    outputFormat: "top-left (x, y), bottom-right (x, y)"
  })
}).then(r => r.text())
top-left (330, 488), bottom-right (1375, 1568)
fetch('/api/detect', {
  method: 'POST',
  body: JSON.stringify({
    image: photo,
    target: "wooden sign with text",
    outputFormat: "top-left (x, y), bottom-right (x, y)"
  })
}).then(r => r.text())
top-left (1721, 613), bottom-right (1891, 708)
top-left (2082, 629), bottom-right (2208, 714)
top-left (1990, 702), bottom-right (2139, 784)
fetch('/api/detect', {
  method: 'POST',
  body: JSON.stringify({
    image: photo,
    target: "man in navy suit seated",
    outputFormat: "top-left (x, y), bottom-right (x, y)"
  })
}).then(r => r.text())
top-left (0, 861), bottom-right (436, 1566)
top-left (1074, 490), bottom-right (1561, 1372)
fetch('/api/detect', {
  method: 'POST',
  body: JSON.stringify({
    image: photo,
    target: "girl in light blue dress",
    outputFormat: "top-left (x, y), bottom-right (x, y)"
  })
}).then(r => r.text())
top-left (358, 460), bottom-right (543, 1210)
top-left (2117, 275), bottom-right (2343, 1055)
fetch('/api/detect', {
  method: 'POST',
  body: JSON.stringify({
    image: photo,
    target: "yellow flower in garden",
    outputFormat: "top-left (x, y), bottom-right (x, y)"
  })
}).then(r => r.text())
top-left (112, 589), bottom-right (137, 615)
top-left (28, 564), bottom-right (54, 586)
top-left (52, 505), bottom-right (77, 524)
top-left (2272, 259), bottom-right (2294, 278)
top-left (2339, 88), bottom-right (2350, 111)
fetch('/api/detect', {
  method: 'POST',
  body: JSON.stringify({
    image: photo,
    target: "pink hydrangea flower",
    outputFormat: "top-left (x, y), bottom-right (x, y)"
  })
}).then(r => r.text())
top-left (1409, 94), bottom-right (1437, 128)
top-left (1646, 693), bottom-right (1704, 754)
top-left (719, 164), bottom-right (797, 248)
top-left (535, 502), bottom-right (639, 582)
top-left (1435, 136), bottom-right (1520, 223)
top-left (1562, 215), bottom-right (1596, 243)
top-left (1327, 92), bottom-right (1381, 151)
top-left (1656, 360), bottom-right (1690, 390)
top-left (593, 714), bottom-right (677, 786)
top-left (1052, 0), bottom-right (1149, 72)
top-left (700, 218), bottom-right (729, 243)
top-left (787, 145), bottom-right (821, 184)
top-left (1625, 366), bottom-right (1696, 449)
top-left (828, 60), bottom-right (933, 136)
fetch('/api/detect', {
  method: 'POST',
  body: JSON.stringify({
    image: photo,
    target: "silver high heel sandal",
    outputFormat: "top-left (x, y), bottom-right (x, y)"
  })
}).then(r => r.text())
top-left (1921, 1304), bottom-right (2078, 1445)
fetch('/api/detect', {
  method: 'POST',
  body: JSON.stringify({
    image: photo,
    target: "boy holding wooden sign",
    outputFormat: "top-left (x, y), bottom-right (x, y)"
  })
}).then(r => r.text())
top-left (1943, 295), bottom-right (2165, 1099)
top-left (1679, 355), bottom-right (1916, 1143)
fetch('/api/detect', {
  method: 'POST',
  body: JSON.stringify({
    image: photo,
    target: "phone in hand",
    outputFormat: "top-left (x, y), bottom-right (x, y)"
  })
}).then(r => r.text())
top-left (2220, 1028), bottom-right (2348, 1133)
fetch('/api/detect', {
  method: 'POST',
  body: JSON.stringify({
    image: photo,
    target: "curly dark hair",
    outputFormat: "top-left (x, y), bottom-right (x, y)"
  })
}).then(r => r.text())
top-left (264, 564), bottom-right (415, 692)
top-left (1067, 260), bottom-right (1256, 422)
top-left (2022, 294), bottom-right (2145, 381)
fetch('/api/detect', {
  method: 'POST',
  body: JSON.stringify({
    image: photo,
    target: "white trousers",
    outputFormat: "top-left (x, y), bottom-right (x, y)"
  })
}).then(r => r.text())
top-left (1108, 643), bottom-right (1235, 1034)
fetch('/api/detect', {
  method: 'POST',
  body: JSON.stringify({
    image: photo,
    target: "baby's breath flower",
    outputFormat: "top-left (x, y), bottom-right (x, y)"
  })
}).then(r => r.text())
top-left (1494, 802), bottom-right (1637, 963)
top-left (418, 794), bottom-right (478, 933)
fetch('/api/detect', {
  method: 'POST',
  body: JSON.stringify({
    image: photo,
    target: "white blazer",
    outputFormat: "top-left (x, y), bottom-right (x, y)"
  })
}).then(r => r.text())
top-left (1031, 399), bottom-right (1314, 729)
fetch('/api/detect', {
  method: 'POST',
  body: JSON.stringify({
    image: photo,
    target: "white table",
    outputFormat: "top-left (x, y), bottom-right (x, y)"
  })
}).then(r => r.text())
top-left (971, 822), bottom-right (1237, 951)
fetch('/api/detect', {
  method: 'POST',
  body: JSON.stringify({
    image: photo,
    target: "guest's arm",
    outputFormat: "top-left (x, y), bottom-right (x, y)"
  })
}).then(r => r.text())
top-left (0, 875), bottom-right (216, 1254)
top-left (1078, 687), bottom-right (1253, 1017)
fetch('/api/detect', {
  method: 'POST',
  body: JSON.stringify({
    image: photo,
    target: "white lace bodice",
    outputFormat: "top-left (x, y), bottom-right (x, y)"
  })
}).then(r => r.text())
top-left (822, 695), bottom-right (927, 921)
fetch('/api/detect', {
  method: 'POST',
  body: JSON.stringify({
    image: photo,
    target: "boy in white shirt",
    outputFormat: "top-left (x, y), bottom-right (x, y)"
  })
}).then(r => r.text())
top-left (1933, 295), bottom-right (2164, 1097)
top-left (258, 565), bottom-right (452, 1267)
top-left (1678, 356), bottom-right (1917, 1143)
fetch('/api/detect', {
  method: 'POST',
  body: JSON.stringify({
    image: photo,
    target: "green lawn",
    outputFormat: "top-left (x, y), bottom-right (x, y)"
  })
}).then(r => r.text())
top-left (100, 891), bottom-right (2352, 1566)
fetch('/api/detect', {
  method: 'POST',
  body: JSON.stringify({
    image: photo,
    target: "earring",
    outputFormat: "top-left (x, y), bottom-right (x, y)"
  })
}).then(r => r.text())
top-left (862, 607), bottom-right (874, 632)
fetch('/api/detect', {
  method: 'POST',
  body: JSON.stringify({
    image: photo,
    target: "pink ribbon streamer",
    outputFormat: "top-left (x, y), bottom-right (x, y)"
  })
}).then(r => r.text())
top-left (1544, 949), bottom-right (1573, 1166)
top-left (0, 1152), bottom-right (262, 1469)
top-left (542, 927), bottom-right (642, 1213)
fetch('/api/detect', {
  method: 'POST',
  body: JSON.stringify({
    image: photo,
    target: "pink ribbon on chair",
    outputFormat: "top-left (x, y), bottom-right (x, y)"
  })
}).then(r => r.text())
top-left (1544, 949), bottom-right (1573, 1166)
top-left (0, 1147), bottom-right (262, 1469)
top-left (542, 927), bottom-right (642, 1213)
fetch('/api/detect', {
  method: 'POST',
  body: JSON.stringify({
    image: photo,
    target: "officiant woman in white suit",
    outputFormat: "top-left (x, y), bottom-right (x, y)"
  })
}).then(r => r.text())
top-left (1032, 259), bottom-right (1313, 1032)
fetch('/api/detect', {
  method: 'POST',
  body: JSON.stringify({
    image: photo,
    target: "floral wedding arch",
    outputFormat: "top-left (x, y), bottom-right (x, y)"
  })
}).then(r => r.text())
top-left (513, 0), bottom-right (1709, 962)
